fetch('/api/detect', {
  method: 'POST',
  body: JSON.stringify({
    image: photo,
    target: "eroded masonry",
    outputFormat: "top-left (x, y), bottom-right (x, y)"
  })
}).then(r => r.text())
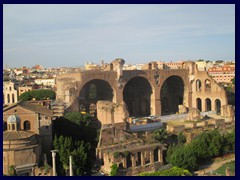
top-left (56, 59), bottom-right (233, 175)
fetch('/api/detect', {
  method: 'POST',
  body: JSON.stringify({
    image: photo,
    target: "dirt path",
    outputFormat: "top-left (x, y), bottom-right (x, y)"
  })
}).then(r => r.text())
top-left (195, 156), bottom-right (235, 176)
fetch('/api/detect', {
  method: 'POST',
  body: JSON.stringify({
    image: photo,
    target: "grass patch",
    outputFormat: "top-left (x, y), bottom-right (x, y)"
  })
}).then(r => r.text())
top-left (213, 161), bottom-right (235, 176)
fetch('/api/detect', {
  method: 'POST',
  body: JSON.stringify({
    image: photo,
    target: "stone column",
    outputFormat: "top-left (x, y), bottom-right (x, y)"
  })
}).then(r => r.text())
top-left (69, 156), bottom-right (73, 176)
top-left (51, 150), bottom-right (58, 176)
top-left (141, 152), bottom-right (145, 166)
top-left (123, 157), bottom-right (127, 168)
top-left (150, 150), bottom-right (154, 164)
top-left (158, 149), bottom-right (163, 162)
top-left (131, 154), bottom-right (136, 167)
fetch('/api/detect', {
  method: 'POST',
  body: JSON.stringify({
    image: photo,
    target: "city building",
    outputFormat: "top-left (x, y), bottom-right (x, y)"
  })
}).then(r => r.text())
top-left (34, 78), bottom-right (56, 88)
top-left (3, 81), bottom-right (18, 105)
top-left (3, 115), bottom-right (41, 176)
top-left (3, 101), bottom-right (54, 157)
top-left (208, 64), bottom-right (235, 84)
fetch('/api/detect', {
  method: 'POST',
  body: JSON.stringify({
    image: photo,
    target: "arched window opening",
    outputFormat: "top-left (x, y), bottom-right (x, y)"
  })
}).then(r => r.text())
top-left (110, 63), bottom-right (113, 71)
top-left (148, 63), bottom-right (152, 70)
top-left (215, 99), bottom-right (221, 115)
top-left (196, 98), bottom-right (202, 111)
top-left (7, 94), bottom-right (10, 103)
top-left (24, 121), bottom-right (31, 130)
top-left (9, 87), bottom-right (12, 91)
top-left (205, 98), bottom-right (211, 111)
top-left (12, 124), bottom-right (16, 130)
top-left (205, 79), bottom-right (211, 91)
top-left (196, 80), bottom-right (202, 91)
top-left (123, 77), bottom-right (152, 117)
top-left (79, 80), bottom-right (113, 114)
top-left (12, 94), bottom-right (15, 103)
top-left (160, 76), bottom-right (184, 115)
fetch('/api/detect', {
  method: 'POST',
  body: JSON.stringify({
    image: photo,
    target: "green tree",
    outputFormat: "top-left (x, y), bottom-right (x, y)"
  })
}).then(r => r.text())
top-left (110, 164), bottom-right (118, 176)
top-left (166, 143), bottom-right (178, 163)
top-left (8, 165), bottom-right (16, 176)
top-left (64, 112), bottom-right (91, 126)
top-left (223, 129), bottom-right (235, 154)
top-left (19, 89), bottom-right (56, 101)
top-left (53, 135), bottom-right (90, 176)
top-left (208, 130), bottom-right (224, 157)
top-left (215, 60), bottom-right (224, 63)
top-left (169, 145), bottom-right (198, 172)
top-left (139, 166), bottom-right (192, 176)
top-left (153, 128), bottom-right (168, 143)
top-left (177, 132), bottom-right (186, 144)
top-left (190, 132), bottom-right (212, 163)
top-left (231, 77), bottom-right (235, 85)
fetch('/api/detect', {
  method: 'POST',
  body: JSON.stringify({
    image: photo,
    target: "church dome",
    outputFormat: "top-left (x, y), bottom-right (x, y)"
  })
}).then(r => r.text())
top-left (7, 115), bottom-right (20, 124)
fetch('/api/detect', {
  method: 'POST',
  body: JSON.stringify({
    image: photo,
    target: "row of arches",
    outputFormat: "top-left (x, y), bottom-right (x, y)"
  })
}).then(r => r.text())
top-left (78, 75), bottom-right (184, 117)
top-left (3, 121), bottom-right (31, 131)
top-left (196, 79), bottom-right (211, 92)
top-left (196, 98), bottom-right (221, 114)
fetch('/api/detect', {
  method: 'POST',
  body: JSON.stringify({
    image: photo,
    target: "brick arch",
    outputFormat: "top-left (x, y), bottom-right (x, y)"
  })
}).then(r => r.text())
top-left (205, 98), bottom-right (212, 111)
top-left (159, 75), bottom-right (186, 115)
top-left (123, 76), bottom-right (154, 116)
top-left (78, 78), bottom-right (116, 113)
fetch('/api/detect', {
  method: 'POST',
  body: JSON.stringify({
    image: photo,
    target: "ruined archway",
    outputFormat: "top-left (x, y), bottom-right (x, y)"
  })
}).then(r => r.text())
top-left (160, 76), bottom-right (184, 115)
top-left (215, 99), bottom-right (221, 115)
top-left (196, 98), bottom-right (202, 111)
top-left (123, 76), bottom-right (152, 117)
top-left (205, 98), bottom-right (211, 111)
top-left (79, 79), bottom-right (114, 113)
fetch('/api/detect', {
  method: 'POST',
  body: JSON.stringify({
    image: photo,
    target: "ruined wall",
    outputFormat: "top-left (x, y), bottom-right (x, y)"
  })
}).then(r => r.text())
top-left (190, 63), bottom-right (228, 112)
top-left (55, 59), bottom-right (229, 116)
top-left (97, 101), bottom-right (129, 125)
top-left (55, 73), bottom-right (82, 110)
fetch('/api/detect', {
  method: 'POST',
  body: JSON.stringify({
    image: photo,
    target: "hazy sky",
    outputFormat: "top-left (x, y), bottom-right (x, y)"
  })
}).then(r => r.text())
top-left (3, 4), bottom-right (235, 68)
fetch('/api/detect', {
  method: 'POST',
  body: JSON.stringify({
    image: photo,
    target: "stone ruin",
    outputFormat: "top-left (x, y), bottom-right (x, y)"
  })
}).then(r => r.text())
top-left (178, 104), bottom-right (188, 114)
top-left (96, 101), bottom-right (166, 176)
top-left (186, 107), bottom-right (201, 121)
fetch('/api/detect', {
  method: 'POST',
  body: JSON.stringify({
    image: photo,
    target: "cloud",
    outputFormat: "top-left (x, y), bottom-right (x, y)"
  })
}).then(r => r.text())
top-left (3, 4), bottom-right (235, 67)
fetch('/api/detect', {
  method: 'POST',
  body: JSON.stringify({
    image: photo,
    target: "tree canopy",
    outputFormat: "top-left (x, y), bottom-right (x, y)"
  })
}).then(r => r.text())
top-left (139, 166), bottom-right (192, 176)
top-left (19, 89), bottom-right (56, 101)
top-left (152, 129), bottom-right (168, 143)
top-left (166, 130), bottom-right (235, 172)
top-left (53, 135), bottom-right (90, 176)
top-left (110, 164), bottom-right (119, 176)
top-left (64, 112), bottom-right (91, 126)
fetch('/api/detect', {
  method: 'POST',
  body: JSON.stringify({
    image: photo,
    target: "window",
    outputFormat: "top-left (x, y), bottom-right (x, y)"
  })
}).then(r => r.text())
top-left (24, 121), bottom-right (31, 130)
top-left (196, 80), bottom-right (202, 91)
top-left (7, 94), bottom-right (10, 103)
top-left (205, 79), bottom-right (211, 91)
